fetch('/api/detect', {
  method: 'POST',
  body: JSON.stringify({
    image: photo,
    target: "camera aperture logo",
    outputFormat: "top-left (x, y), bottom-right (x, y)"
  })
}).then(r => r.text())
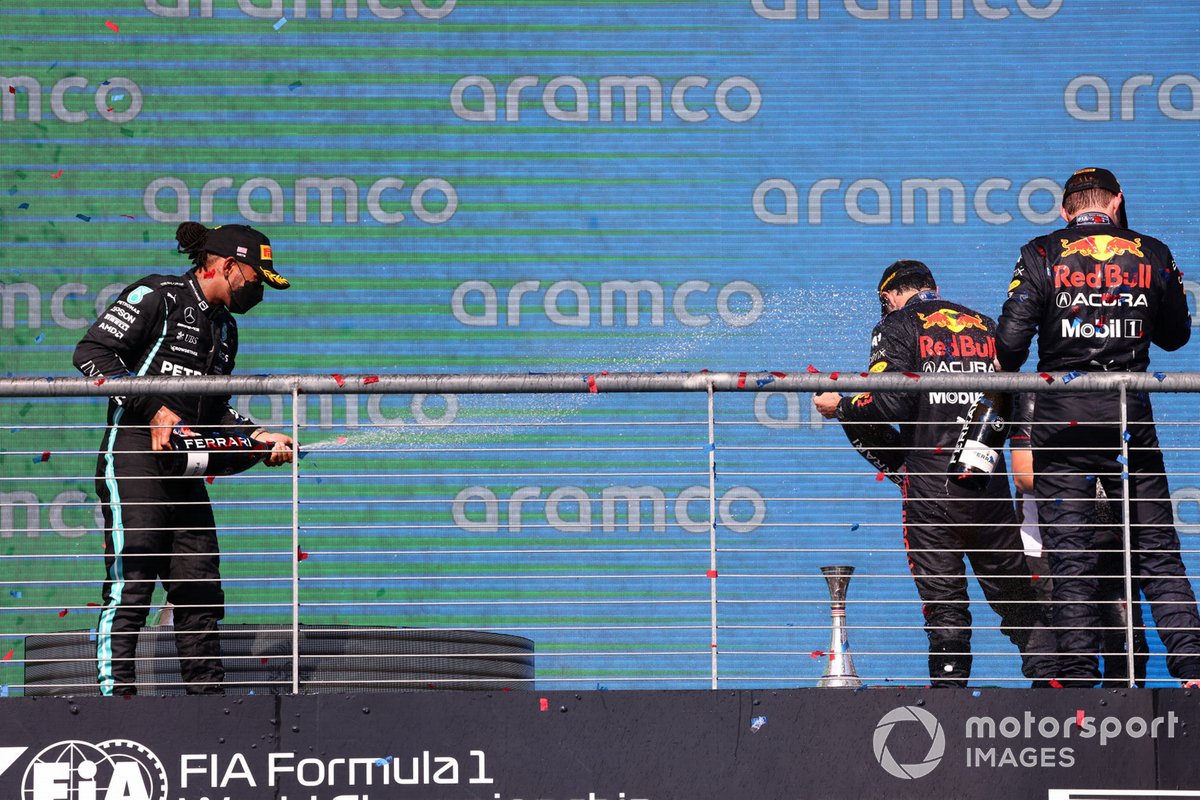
top-left (21, 739), bottom-right (168, 800)
top-left (873, 706), bottom-right (946, 780)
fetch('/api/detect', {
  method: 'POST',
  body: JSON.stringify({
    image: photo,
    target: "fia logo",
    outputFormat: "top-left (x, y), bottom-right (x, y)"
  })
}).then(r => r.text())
top-left (20, 739), bottom-right (168, 800)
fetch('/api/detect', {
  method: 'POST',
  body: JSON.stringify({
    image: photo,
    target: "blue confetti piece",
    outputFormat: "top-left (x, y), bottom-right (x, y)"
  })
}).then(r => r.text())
top-left (972, 690), bottom-right (981, 697)
top-left (6, 187), bottom-right (16, 195)
top-left (1123, 430), bottom-right (1131, 442)
top-left (288, 81), bottom-right (303, 91)
top-left (9, 591), bottom-right (20, 599)
top-left (1085, 475), bottom-right (1095, 482)
top-left (48, 62), bottom-right (58, 70)
top-left (1053, 498), bottom-right (1063, 506)
top-left (101, 80), bottom-right (110, 85)
top-left (1121, 471), bottom-right (1129, 480)
top-left (750, 715), bottom-right (767, 732)
top-left (850, 523), bottom-right (860, 531)
top-left (34, 333), bottom-right (44, 344)
top-left (248, 689), bottom-right (256, 695)
top-left (1154, 372), bottom-right (1167, 382)
top-left (1062, 371), bottom-right (1082, 384)
top-left (75, 213), bottom-right (91, 222)
top-left (88, 628), bottom-right (96, 642)
top-left (17, 203), bottom-right (28, 209)
top-left (111, 92), bottom-right (126, 102)
top-left (0, 686), bottom-right (7, 698)
top-left (273, 16), bottom-right (288, 29)
top-left (706, 444), bottom-right (716, 452)
top-left (755, 375), bottom-right (775, 387)
top-left (1116, 455), bottom-right (1128, 465)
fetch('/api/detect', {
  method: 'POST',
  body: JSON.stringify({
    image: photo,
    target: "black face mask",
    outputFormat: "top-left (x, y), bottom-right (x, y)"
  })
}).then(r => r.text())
top-left (226, 268), bottom-right (264, 314)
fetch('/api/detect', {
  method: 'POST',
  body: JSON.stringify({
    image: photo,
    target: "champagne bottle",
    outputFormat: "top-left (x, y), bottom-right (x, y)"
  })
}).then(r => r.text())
top-left (164, 427), bottom-right (270, 477)
top-left (947, 392), bottom-right (1011, 490)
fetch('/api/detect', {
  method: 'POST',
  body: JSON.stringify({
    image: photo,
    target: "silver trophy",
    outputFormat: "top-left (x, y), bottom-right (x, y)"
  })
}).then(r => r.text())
top-left (818, 565), bottom-right (862, 688)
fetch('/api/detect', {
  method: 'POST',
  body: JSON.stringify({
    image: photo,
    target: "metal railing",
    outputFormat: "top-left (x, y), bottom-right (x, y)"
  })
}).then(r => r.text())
top-left (3, 370), bottom-right (1200, 694)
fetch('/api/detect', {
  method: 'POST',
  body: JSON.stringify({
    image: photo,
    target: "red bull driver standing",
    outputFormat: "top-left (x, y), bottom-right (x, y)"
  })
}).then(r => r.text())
top-left (815, 260), bottom-right (1053, 687)
top-left (996, 167), bottom-right (1200, 688)
top-left (73, 222), bottom-right (294, 696)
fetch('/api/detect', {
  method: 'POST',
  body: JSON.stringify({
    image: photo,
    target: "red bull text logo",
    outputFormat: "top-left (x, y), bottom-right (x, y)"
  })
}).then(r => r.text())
top-left (1059, 235), bottom-right (1144, 261)
top-left (917, 308), bottom-right (987, 333)
top-left (1053, 263), bottom-right (1153, 290)
top-left (919, 334), bottom-right (996, 360)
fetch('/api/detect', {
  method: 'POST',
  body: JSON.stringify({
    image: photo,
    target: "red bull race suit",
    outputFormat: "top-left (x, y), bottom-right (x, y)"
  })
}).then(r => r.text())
top-left (997, 211), bottom-right (1200, 684)
top-left (837, 290), bottom-right (1052, 686)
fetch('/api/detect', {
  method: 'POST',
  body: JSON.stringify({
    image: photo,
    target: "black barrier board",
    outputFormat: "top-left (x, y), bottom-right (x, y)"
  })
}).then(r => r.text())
top-left (0, 689), bottom-right (1196, 800)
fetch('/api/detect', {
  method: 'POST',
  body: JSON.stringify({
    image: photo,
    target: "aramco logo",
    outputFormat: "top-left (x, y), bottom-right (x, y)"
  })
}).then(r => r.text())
top-left (21, 739), bottom-right (168, 800)
top-left (873, 706), bottom-right (946, 780)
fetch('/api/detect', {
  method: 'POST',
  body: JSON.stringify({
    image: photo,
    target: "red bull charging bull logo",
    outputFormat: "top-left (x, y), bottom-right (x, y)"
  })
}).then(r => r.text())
top-left (917, 308), bottom-right (987, 333)
top-left (1059, 235), bottom-right (1144, 261)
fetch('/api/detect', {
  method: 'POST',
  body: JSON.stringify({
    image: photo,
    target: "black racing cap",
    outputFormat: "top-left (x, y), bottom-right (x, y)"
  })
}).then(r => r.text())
top-left (205, 224), bottom-right (290, 289)
top-left (877, 259), bottom-right (936, 293)
top-left (1062, 167), bottom-right (1121, 201)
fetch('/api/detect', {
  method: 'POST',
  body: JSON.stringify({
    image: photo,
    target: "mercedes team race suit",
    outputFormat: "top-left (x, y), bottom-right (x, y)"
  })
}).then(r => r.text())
top-left (74, 271), bottom-right (252, 695)
top-left (837, 290), bottom-right (1050, 686)
top-left (997, 211), bottom-right (1200, 684)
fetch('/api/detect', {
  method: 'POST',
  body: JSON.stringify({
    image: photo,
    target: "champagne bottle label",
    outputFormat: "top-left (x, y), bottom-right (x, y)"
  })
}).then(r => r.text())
top-left (955, 438), bottom-right (999, 474)
top-left (166, 429), bottom-right (267, 476)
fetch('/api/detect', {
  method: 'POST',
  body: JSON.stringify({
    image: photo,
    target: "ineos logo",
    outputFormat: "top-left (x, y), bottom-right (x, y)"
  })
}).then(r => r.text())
top-left (873, 706), bottom-right (945, 780)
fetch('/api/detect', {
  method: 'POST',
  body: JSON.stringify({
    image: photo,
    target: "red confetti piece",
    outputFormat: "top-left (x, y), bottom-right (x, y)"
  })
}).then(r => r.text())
top-left (810, 651), bottom-right (825, 659)
top-left (875, 472), bottom-right (885, 482)
top-left (6, 86), bottom-right (14, 94)
top-left (362, 375), bottom-right (379, 385)
top-left (1076, 709), bottom-right (1085, 728)
top-left (120, 214), bottom-right (136, 219)
top-left (737, 372), bottom-right (746, 389)
top-left (331, 373), bottom-right (345, 387)
top-left (94, 377), bottom-right (105, 386)
top-left (50, 170), bottom-right (63, 178)
top-left (40, 451), bottom-right (50, 462)
top-left (261, 658), bottom-right (269, 665)
top-left (2, 649), bottom-right (12, 661)
top-left (1031, 574), bottom-right (1040, 581)
top-left (336, 436), bottom-right (348, 444)
top-left (933, 446), bottom-right (943, 454)
top-left (205, 475), bottom-right (215, 484)
top-left (902, 372), bottom-right (920, 380)
top-left (1049, 679), bottom-right (1064, 689)
top-left (859, 372), bottom-right (869, 377)
top-left (58, 609), bottom-right (68, 618)
top-left (1068, 421), bottom-right (1078, 427)
top-left (829, 372), bottom-right (839, 380)
top-left (806, 364), bottom-right (820, 373)
top-left (587, 375), bottom-right (598, 393)
top-left (1039, 373), bottom-right (1054, 383)
top-left (706, 569), bottom-right (718, 578)
top-left (86, 602), bottom-right (99, 607)
top-left (297, 547), bottom-right (309, 561)
top-left (539, 697), bottom-right (549, 712)
top-left (771, 371), bottom-right (787, 378)
top-left (105, 20), bottom-right (120, 32)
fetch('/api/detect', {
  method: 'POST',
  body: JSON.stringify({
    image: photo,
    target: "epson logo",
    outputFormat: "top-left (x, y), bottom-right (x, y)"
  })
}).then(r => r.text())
top-left (451, 75), bottom-right (761, 124)
top-left (451, 280), bottom-right (764, 329)
top-left (1060, 318), bottom-right (1143, 340)
top-left (1, 76), bottom-right (141, 123)
top-left (145, 0), bottom-right (455, 19)
top-left (754, 177), bottom-right (1062, 226)
top-left (144, 176), bottom-right (457, 225)
top-left (1066, 73), bottom-right (1200, 121)
top-left (753, 0), bottom-right (1061, 21)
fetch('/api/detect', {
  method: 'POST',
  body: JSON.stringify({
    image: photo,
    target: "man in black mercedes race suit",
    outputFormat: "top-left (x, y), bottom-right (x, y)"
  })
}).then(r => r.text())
top-left (73, 222), bottom-right (294, 696)
top-left (996, 167), bottom-right (1200, 688)
top-left (816, 259), bottom-right (1052, 687)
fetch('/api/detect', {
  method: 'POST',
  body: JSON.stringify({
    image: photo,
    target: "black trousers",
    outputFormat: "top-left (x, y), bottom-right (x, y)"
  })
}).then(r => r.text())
top-left (902, 469), bottom-right (1051, 686)
top-left (95, 448), bottom-right (225, 695)
top-left (1033, 393), bottom-right (1200, 683)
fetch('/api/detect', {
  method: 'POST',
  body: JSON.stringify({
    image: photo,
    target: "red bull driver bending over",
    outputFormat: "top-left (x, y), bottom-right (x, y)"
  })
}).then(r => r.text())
top-left (816, 260), bottom-right (1052, 687)
top-left (996, 167), bottom-right (1200, 688)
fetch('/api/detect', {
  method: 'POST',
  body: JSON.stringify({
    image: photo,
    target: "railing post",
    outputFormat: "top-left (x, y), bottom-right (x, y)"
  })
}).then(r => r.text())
top-left (291, 384), bottom-right (301, 694)
top-left (707, 382), bottom-right (718, 689)
top-left (1119, 384), bottom-right (1135, 687)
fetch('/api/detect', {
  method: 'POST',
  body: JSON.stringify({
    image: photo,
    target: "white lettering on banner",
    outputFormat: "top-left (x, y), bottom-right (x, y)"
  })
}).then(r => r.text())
top-left (1, 282), bottom-right (127, 330)
top-left (145, 0), bottom-right (456, 19)
top-left (2, 490), bottom-right (99, 538)
top-left (143, 176), bottom-right (458, 225)
top-left (0, 76), bottom-right (142, 123)
top-left (752, 0), bottom-right (1062, 20)
top-left (450, 279), bottom-right (763, 328)
top-left (753, 177), bottom-right (1062, 225)
top-left (753, 392), bottom-right (825, 430)
top-left (452, 485), bottom-right (766, 534)
top-left (1065, 73), bottom-right (1200, 121)
top-left (450, 74), bottom-right (762, 123)
top-left (1183, 281), bottom-right (1200, 328)
top-left (234, 393), bottom-right (459, 428)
